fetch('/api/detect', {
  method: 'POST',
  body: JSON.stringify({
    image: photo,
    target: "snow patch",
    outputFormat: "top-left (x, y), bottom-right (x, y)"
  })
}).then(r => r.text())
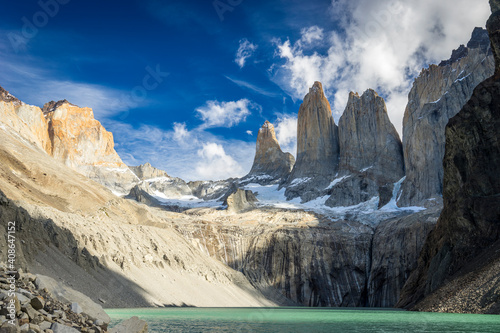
top-left (379, 177), bottom-right (425, 213)
top-left (325, 176), bottom-right (350, 190)
top-left (455, 73), bottom-right (471, 83)
top-left (289, 177), bottom-right (311, 187)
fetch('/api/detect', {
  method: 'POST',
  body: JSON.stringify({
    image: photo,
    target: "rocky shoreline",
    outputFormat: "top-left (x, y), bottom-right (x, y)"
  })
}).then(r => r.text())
top-left (0, 264), bottom-right (147, 333)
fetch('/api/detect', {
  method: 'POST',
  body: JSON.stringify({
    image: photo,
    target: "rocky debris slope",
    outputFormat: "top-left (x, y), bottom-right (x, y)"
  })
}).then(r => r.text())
top-left (0, 266), bottom-right (113, 333)
top-left (398, 27), bottom-right (495, 206)
top-left (0, 93), bottom-right (138, 195)
top-left (397, 1), bottom-right (500, 314)
top-left (0, 121), bottom-right (275, 308)
top-left (326, 90), bottom-right (405, 207)
top-left (241, 121), bottom-right (295, 185)
top-left (284, 82), bottom-right (340, 202)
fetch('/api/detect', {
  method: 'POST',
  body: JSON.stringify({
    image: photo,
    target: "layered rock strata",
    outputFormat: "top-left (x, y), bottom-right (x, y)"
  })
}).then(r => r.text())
top-left (398, 27), bottom-right (495, 206)
top-left (284, 82), bottom-right (340, 202)
top-left (242, 121), bottom-right (295, 184)
top-left (326, 90), bottom-right (404, 207)
top-left (398, 1), bottom-right (500, 313)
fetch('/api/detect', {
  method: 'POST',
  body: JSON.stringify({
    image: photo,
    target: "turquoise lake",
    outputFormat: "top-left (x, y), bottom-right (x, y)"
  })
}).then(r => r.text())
top-left (106, 307), bottom-right (500, 332)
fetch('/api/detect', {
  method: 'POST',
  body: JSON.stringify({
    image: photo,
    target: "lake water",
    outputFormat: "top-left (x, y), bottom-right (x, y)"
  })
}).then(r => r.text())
top-left (106, 307), bottom-right (500, 332)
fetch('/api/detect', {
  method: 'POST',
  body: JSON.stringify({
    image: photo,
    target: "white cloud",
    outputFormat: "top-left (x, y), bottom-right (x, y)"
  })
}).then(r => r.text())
top-left (172, 122), bottom-right (191, 143)
top-left (274, 115), bottom-right (298, 156)
top-left (235, 38), bottom-right (258, 68)
top-left (105, 120), bottom-right (255, 181)
top-left (246, 130), bottom-right (253, 136)
top-left (196, 99), bottom-right (260, 128)
top-left (271, 0), bottom-right (491, 134)
top-left (298, 26), bottom-right (324, 47)
top-left (195, 143), bottom-right (245, 180)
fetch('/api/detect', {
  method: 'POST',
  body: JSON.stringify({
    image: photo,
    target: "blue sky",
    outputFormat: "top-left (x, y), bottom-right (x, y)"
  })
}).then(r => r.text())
top-left (0, 0), bottom-right (490, 180)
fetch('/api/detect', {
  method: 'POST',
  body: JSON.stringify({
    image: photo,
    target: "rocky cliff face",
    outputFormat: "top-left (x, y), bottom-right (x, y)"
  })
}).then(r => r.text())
top-left (242, 121), bottom-right (295, 184)
top-left (0, 86), bottom-right (52, 153)
top-left (399, 27), bottom-right (495, 206)
top-left (284, 82), bottom-right (340, 202)
top-left (174, 206), bottom-right (441, 308)
top-left (398, 1), bottom-right (500, 313)
top-left (44, 101), bottom-right (138, 194)
top-left (326, 90), bottom-right (405, 207)
top-left (0, 93), bottom-right (138, 195)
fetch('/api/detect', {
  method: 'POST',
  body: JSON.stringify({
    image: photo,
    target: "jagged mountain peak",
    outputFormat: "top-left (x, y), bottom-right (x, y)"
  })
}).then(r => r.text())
top-left (439, 27), bottom-right (491, 66)
top-left (130, 162), bottom-right (170, 180)
top-left (42, 99), bottom-right (73, 114)
top-left (0, 85), bottom-right (21, 105)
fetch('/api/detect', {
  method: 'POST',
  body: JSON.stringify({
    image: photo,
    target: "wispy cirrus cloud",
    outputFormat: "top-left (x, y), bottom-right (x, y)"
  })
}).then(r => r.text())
top-left (235, 38), bottom-right (258, 68)
top-left (225, 75), bottom-right (280, 97)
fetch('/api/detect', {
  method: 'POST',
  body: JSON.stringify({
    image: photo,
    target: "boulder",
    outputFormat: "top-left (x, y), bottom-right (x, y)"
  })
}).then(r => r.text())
top-left (224, 189), bottom-right (258, 213)
top-left (109, 316), bottom-right (148, 333)
top-left (35, 275), bottom-right (110, 324)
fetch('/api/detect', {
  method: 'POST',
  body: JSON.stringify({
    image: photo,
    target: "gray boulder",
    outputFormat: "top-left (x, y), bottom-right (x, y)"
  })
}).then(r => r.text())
top-left (109, 316), bottom-right (148, 333)
top-left (35, 275), bottom-right (110, 324)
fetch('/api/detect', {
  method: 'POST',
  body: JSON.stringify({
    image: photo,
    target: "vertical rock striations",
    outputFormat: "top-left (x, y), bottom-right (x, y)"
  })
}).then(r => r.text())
top-left (285, 82), bottom-right (340, 201)
top-left (398, 1), bottom-right (500, 312)
top-left (326, 90), bottom-right (404, 207)
top-left (242, 121), bottom-right (295, 184)
top-left (399, 27), bottom-right (494, 206)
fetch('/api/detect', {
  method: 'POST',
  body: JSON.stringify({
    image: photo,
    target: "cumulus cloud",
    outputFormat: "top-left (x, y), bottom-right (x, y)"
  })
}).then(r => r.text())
top-left (235, 38), bottom-right (258, 68)
top-left (196, 99), bottom-right (261, 128)
top-left (246, 130), bottom-right (253, 136)
top-left (274, 114), bottom-right (298, 156)
top-left (195, 143), bottom-right (246, 180)
top-left (271, 0), bottom-right (490, 134)
top-left (105, 120), bottom-right (255, 181)
top-left (298, 26), bottom-right (324, 47)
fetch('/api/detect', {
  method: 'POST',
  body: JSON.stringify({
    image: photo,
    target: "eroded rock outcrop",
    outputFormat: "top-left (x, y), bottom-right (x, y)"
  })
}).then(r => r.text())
top-left (223, 189), bottom-right (258, 213)
top-left (129, 162), bottom-right (169, 180)
top-left (0, 93), bottom-right (138, 195)
top-left (284, 82), bottom-right (340, 201)
top-left (242, 121), bottom-right (295, 184)
top-left (44, 101), bottom-right (138, 195)
top-left (326, 90), bottom-right (404, 207)
top-left (398, 1), bottom-right (500, 313)
top-left (399, 27), bottom-right (495, 206)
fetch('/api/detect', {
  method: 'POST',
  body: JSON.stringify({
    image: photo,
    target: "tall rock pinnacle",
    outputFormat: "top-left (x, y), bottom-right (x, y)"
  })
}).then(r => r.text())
top-left (338, 90), bottom-right (404, 181)
top-left (399, 27), bottom-right (494, 206)
top-left (243, 121), bottom-right (295, 184)
top-left (326, 90), bottom-right (404, 207)
top-left (284, 81), bottom-right (340, 201)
